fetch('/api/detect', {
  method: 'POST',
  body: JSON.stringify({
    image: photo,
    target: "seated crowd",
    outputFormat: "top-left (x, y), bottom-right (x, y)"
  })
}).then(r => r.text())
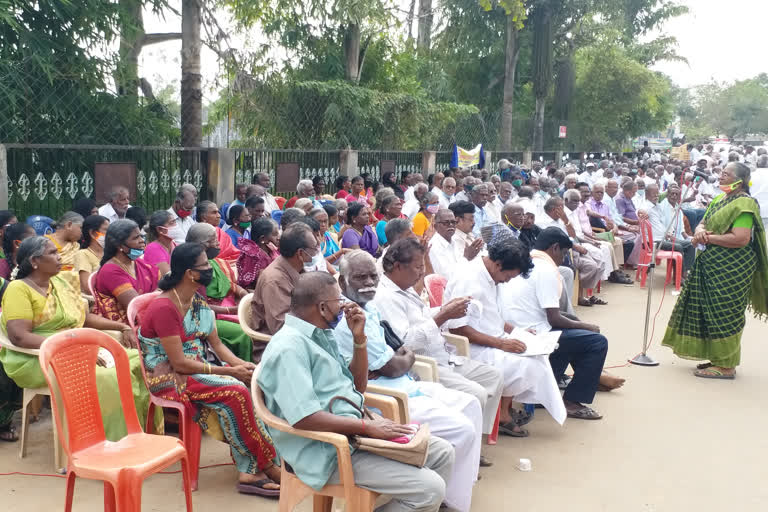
top-left (2, 149), bottom-right (735, 509)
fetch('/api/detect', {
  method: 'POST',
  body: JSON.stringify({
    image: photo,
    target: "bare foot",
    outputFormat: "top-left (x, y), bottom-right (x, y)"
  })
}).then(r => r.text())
top-left (598, 373), bottom-right (625, 392)
top-left (264, 464), bottom-right (281, 484)
top-left (239, 471), bottom-right (280, 491)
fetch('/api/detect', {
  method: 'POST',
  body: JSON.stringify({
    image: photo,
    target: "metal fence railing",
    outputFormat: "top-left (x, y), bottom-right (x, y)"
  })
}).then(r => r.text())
top-left (233, 149), bottom-right (340, 198)
top-left (4, 145), bottom-right (207, 221)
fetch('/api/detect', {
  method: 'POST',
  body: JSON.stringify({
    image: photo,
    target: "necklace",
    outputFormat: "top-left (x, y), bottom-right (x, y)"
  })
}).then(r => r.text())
top-left (23, 277), bottom-right (48, 297)
top-left (113, 257), bottom-right (135, 277)
top-left (172, 288), bottom-right (192, 311)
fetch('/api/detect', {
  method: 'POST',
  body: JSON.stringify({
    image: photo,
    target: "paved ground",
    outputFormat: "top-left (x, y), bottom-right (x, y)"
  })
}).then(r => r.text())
top-left (3, 269), bottom-right (768, 511)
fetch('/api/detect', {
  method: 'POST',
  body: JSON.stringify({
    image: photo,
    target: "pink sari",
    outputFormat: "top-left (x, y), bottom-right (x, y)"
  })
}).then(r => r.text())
top-left (216, 226), bottom-right (240, 262)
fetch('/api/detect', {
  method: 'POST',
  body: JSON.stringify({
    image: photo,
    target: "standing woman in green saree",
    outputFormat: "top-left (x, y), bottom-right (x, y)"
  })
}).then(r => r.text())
top-left (662, 162), bottom-right (768, 379)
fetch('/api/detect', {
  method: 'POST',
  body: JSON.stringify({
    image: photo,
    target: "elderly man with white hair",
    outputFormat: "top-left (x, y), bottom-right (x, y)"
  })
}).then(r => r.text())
top-left (438, 177), bottom-right (456, 208)
top-left (285, 179), bottom-right (317, 210)
top-left (334, 250), bottom-right (483, 512)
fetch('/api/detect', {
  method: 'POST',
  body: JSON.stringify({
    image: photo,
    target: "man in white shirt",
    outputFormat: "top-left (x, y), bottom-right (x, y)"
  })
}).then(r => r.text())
top-left (469, 183), bottom-right (494, 237)
top-left (453, 177), bottom-right (474, 203)
top-left (443, 236), bottom-right (567, 435)
top-left (499, 227), bottom-right (607, 420)
top-left (689, 144), bottom-right (702, 164)
top-left (438, 177), bottom-right (456, 209)
top-left (645, 183), bottom-right (695, 275)
top-left (373, 238), bottom-right (504, 438)
top-left (745, 146), bottom-right (757, 166)
top-left (336, 250), bottom-right (482, 512)
top-left (430, 172), bottom-right (444, 196)
top-left (98, 185), bottom-right (131, 223)
top-left (402, 183), bottom-right (428, 219)
top-left (494, 181), bottom-right (514, 211)
top-left (428, 209), bottom-right (460, 277)
top-left (449, 201), bottom-right (485, 263)
top-left (403, 173), bottom-right (423, 202)
top-left (166, 186), bottom-right (197, 244)
top-left (253, 172), bottom-right (280, 214)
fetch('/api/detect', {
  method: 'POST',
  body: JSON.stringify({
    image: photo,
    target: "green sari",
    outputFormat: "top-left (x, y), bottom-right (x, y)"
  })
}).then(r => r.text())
top-left (662, 193), bottom-right (768, 367)
top-left (0, 273), bottom-right (162, 440)
top-left (205, 259), bottom-right (253, 362)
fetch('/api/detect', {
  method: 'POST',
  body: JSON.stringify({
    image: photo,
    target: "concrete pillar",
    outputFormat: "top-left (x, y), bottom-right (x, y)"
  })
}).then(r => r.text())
top-left (207, 148), bottom-right (234, 205)
top-left (555, 151), bottom-right (563, 165)
top-left (523, 149), bottom-right (532, 168)
top-left (0, 145), bottom-right (7, 209)
top-left (339, 149), bottom-right (358, 177)
top-left (483, 151), bottom-right (492, 171)
top-left (421, 151), bottom-right (436, 177)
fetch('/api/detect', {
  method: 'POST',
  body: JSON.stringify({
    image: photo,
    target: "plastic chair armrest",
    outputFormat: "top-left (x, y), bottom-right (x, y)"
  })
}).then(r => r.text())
top-left (363, 392), bottom-right (404, 424)
top-left (0, 331), bottom-right (41, 356)
top-left (413, 355), bottom-right (439, 382)
top-left (442, 333), bottom-right (470, 357)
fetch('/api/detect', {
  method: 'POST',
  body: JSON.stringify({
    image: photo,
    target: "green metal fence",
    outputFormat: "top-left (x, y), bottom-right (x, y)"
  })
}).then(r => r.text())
top-left (233, 149), bottom-right (340, 198)
top-left (358, 151), bottom-right (423, 183)
top-left (4, 145), bottom-right (207, 221)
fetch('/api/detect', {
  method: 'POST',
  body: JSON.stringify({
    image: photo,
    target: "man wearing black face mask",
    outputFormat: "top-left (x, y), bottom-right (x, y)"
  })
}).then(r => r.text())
top-left (186, 223), bottom-right (255, 362)
top-left (251, 223), bottom-right (318, 345)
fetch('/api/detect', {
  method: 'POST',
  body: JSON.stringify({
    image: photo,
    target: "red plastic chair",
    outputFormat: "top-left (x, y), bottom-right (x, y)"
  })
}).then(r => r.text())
top-left (38, 328), bottom-right (193, 512)
top-left (635, 220), bottom-right (683, 291)
top-left (423, 273), bottom-right (500, 444)
top-left (127, 292), bottom-right (203, 492)
top-left (274, 196), bottom-right (287, 210)
top-left (424, 274), bottom-right (447, 308)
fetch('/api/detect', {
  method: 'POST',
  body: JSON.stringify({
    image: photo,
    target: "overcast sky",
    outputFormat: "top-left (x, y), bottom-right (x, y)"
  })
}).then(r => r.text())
top-left (140, 0), bottom-right (768, 96)
top-left (650, 0), bottom-right (768, 87)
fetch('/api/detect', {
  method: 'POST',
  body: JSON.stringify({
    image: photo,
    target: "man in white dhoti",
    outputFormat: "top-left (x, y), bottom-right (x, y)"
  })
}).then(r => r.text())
top-left (442, 236), bottom-right (567, 436)
top-left (335, 250), bottom-right (482, 512)
top-left (373, 239), bottom-right (504, 442)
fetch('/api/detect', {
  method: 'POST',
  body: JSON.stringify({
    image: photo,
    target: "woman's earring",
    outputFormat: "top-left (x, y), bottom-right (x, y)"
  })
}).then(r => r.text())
top-left (33, 265), bottom-right (38, 270)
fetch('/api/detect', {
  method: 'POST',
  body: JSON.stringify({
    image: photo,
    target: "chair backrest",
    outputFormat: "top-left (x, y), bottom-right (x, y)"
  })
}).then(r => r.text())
top-left (424, 274), bottom-right (447, 308)
top-left (87, 271), bottom-right (98, 299)
top-left (274, 196), bottom-right (287, 210)
top-left (38, 328), bottom-right (142, 455)
top-left (26, 215), bottom-right (54, 235)
top-left (270, 209), bottom-right (283, 225)
top-left (237, 293), bottom-right (258, 336)
top-left (126, 291), bottom-right (162, 329)
top-left (639, 219), bottom-right (654, 253)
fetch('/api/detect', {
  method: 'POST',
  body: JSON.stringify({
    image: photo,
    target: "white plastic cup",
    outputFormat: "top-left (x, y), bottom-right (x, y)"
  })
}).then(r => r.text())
top-left (517, 458), bottom-right (532, 471)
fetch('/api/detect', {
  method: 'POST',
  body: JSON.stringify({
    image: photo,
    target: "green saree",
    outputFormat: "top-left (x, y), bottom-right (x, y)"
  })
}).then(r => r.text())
top-left (205, 259), bottom-right (253, 362)
top-left (0, 274), bottom-right (162, 440)
top-left (662, 193), bottom-right (768, 367)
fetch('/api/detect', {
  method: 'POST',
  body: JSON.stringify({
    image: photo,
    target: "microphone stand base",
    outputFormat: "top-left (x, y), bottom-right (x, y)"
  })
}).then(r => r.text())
top-left (629, 353), bottom-right (660, 367)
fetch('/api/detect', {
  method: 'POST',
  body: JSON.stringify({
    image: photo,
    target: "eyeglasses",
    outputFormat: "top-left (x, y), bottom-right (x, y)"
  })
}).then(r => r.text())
top-left (437, 220), bottom-right (457, 226)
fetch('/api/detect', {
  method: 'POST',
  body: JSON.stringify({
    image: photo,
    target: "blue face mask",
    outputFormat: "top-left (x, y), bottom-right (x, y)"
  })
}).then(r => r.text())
top-left (127, 248), bottom-right (144, 261)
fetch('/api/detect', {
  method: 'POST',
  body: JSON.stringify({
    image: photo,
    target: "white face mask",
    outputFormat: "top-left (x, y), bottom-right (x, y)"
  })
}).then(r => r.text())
top-left (304, 249), bottom-right (326, 272)
top-left (97, 236), bottom-right (106, 248)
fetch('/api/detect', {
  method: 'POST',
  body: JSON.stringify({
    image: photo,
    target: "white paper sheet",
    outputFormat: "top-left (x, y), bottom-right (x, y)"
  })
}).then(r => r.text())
top-left (504, 328), bottom-right (561, 356)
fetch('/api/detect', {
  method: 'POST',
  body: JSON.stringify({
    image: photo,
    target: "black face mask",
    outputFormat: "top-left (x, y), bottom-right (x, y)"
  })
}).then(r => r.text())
top-left (195, 268), bottom-right (214, 287)
top-left (206, 247), bottom-right (221, 260)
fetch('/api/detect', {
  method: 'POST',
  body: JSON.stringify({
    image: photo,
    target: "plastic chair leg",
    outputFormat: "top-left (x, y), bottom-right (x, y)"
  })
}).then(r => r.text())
top-left (675, 257), bottom-right (682, 291)
top-left (144, 402), bottom-right (156, 434)
top-left (313, 495), bottom-right (334, 512)
top-left (181, 415), bottom-right (202, 492)
top-left (487, 402), bottom-right (501, 445)
top-left (19, 389), bottom-right (33, 458)
top-left (64, 471), bottom-right (76, 512)
top-left (104, 482), bottom-right (116, 512)
top-left (665, 261), bottom-right (673, 286)
top-left (116, 474), bottom-right (143, 512)
top-left (180, 456), bottom-right (194, 512)
top-left (638, 266), bottom-right (648, 288)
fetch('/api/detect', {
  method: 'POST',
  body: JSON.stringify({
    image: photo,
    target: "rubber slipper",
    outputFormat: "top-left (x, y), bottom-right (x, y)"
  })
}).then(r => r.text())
top-left (567, 406), bottom-right (603, 420)
top-left (696, 362), bottom-right (712, 370)
top-left (479, 455), bottom-right (493, 467)
top-left (498, 422), bottom-right (529, 437)
top-left (694, 368), bottom-right (735, 380)
top-left (237, 479), bottom-right (280, 497)
top-left (588, 296), bottom-right (608, 306)
top-left (578, 298), bottom-right (593, 307)
top-left (509, 407), bottom-right (533, 426)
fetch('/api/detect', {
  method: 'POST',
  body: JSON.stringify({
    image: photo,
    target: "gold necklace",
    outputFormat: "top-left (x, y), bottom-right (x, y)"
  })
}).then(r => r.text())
top-left (172, 288), bottom-right (192, 311)
top-left (113, 257), bottom-right (135, 277)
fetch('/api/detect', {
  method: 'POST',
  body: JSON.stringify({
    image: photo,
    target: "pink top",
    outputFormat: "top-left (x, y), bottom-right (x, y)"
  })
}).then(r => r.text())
top-left (143, 241), bottom-right (174, 270)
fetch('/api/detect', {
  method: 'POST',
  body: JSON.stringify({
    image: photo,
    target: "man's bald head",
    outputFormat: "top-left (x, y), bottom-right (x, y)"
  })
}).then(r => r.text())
top-left (291, 272), bottom-right (339, 312)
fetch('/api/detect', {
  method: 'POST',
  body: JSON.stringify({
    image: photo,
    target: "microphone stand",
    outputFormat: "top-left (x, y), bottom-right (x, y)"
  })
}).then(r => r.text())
top-left (630, 180), bottom-right (693, 367)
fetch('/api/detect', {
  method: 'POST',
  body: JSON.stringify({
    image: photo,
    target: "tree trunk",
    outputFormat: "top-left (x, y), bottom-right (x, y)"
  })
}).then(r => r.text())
top-left (499, 16), bottom-right (519, 151)
top-left (417, 0), bottom-right (433, 53)
top-left (343, 24), bottom-right (361, 83)
top-left (553, 56), bottom-right (573, 122)
top-left (406, 0), bottom-right (416, 45)
top-left (531, 4), bottom-right (553, 151)
top-left (115, 0), bottom-right (144, 97)
top-left (181, 0), bottom-right (202, 147)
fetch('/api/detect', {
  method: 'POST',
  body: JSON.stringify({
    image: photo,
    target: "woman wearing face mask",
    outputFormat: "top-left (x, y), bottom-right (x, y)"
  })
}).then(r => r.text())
top-left (144, 210), bottom-right (177, 276)
top-left (225, 204), bottom-right (252, 249)
top-left (309, 208), bottom-right (348, 268)
top-left (74, 215), bottom-right (109, 294)
top-left (93, 219), bottom-right (159, 324)
top-left (663, 162), bottom-right (768, 380)
top-left (412, 191), bottom-right (439, 238)
top-left (45, 211), bottom-right (84, 272)
top-left (332, 199), bottom-right (347, 235)
top-left (137, 242), bottom-right (280, 497)
top-left (185, 224), bottom-right (253, 362)
top-left (300, 217), bottom-right (336, 275)
top-left (197, 200), bottom-right (240, 262)
top-left (0, 222), bottom-right (35, 280)
top-left (237, 218), bottom-right (279, 290)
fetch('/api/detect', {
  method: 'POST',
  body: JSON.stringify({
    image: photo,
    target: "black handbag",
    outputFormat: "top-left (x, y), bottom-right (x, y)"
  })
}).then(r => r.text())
top-left (380, 320), bottom-right (404, 351)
